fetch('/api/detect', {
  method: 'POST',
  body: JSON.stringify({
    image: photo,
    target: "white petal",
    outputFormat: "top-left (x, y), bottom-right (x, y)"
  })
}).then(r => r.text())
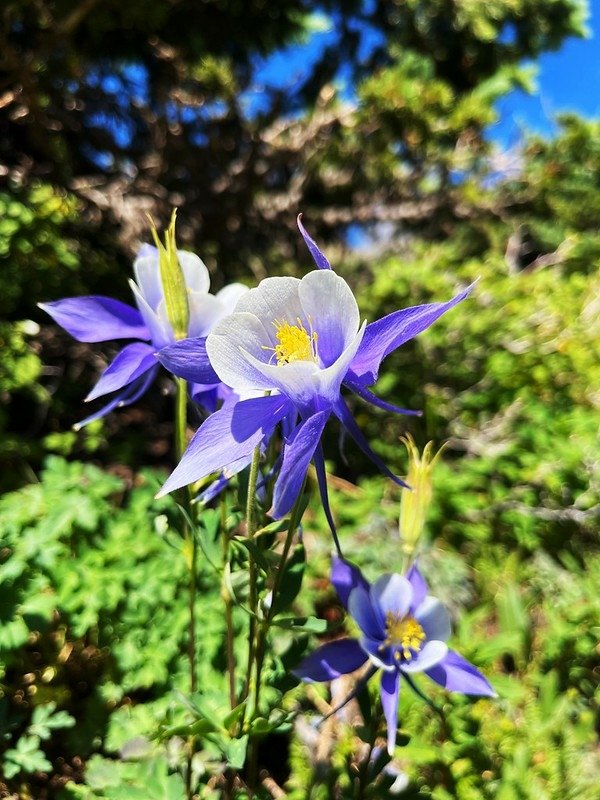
top-left (234, 276), bottom-right (303, 339)
top-left (206, 312), bottom-right (275, 392)
top-left (415, 597), bottom-right (452, 643)
top-left (316, 321), bottom-right (365, 404)
top-left (178, 250), bottom-right (210, 294)
top-left (129, 279), bottom-right (172, 349)
top-left (370, 574), bottom-right (413, 621)
top-left (187, 291), bottom-right (229, 337)
top-left (361, 638), bottom-right (395, 672)
top-left (133, 253), bottom-right (162, 310)
top-left (298, 270), bottom-right (360, 366)
top-left (400, 640), bottom-right (448, 673)
top-left (240, 350), bottom-right (320, 409)
top-left (216, 283), bottom-right (249, 314)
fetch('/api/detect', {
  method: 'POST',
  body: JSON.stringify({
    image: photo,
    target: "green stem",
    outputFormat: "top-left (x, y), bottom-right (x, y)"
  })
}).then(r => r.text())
top-left (174, 378), bottom-right (197, 800)
top-left (266, 482), bottom-right (306, 624)
top-left (241, 444), bottom-right (262, 703)
top-left (175, 377), bottom-right (197, 695)
top-left (248, 482), bottom-right (307, 789)
top-left (221, 497), bottom-right (236, 710)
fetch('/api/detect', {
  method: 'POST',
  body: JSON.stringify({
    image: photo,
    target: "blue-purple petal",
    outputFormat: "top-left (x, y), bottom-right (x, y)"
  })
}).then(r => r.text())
top-left (85, 342), bottom-right (157, 402)
top-left (406, 563), bottom-right (428, 612)
top-left (333, 398), bottom-right (408, 489)
top-left (343, 376), bottom-right (422, 417)
top-left (297, 214), bottom-right (332, 270)
top-left (313, 446), bottom-right (341, 552)
top-left (425, 649), bottom-right (496, 696)
top-left (380, 669), bottom-right (401, 755)
top-left (348, 585), bottom-right (385, 640)
top-left (39, 296), bottom-right (150, 343)
top-left (348, 284), bottom-right (475, 386)
top-left (270, 410), bottom-right (329, 518)
top-left (157, 337), bottom-right (220, 385)
top-left (157, 394), bottom-right (292, 497)
top-left (73, 364), bottom-right (158, 429)
top-left (330, 555), bottom-right (370, 610)
top-left (195, 472), bottom-right (231, 504)
top-left (190, 384), bottom-right (221, 415)
top-left (293, 639), bottom-right (367, 683)
top-left (359, 636), bottom-right (393, 670)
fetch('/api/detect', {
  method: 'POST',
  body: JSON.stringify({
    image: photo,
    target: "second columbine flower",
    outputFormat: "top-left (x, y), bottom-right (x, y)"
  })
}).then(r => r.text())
top-left (294, 558), bottom-right (495, 755)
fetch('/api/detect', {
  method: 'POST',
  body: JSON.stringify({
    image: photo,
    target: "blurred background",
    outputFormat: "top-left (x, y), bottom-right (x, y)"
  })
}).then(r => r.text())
top-left (0, 0), bottom-right (598, 797)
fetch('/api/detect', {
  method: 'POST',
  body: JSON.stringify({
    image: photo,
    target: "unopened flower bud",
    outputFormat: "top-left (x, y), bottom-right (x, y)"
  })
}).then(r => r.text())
top-left (150, 209), bottom-right (189, 340)
top-left (399, 435), bottom-right (445, 558)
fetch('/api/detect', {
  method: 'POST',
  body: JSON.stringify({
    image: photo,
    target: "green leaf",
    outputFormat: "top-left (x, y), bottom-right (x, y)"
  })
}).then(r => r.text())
top-left (271, 543), bottom-right (306, 615)
top-left (29, 702), bottom-right (75, 740)
top-left (272, 616), bottom-right (327, 634)
top-left (223, 701), bottom-right (247, 733)
top-left (224, 734), bottom-right (248, 770)
top-left (4, 734), bottom-right (52, 777)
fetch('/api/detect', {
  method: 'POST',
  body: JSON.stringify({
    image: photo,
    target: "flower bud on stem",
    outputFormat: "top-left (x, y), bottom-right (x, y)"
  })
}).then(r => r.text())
top-left (149, 209), bottom-right (190, 340)
top-left (399, 435), bottom-right (445, 569)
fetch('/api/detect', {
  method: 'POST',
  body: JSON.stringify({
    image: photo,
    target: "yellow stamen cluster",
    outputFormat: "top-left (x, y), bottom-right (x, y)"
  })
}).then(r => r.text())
top-left (382, 612), bottom-right (426, 662)
top-left (263, 318), bottom-right (318, 366)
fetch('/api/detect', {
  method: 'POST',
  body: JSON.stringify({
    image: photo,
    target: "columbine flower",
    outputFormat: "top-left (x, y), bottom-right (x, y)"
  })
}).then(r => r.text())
top-left (39, 243), bottom-right (247, 426)
top-left (156, 217), bottom-right (473, 530)
top-left (294, 557), bottom-right (495, 755)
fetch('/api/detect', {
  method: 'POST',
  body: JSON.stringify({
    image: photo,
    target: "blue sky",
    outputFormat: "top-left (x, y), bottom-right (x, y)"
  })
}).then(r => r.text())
top-left (97, 0), bottom-right (599, 168)
top-left (246, 1), bottom-right (600, 147)
top-left (492, 0), bottom-right (600, 146)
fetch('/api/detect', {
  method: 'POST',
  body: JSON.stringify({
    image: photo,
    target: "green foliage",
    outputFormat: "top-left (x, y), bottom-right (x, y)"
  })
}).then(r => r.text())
top-left (3, 703), bottom-right (75, 780)
top-left (337, 152), bottom-right (599, 555)
top-left (61, 755), bottom-right (186, 800)
top-left (0, 458), bottom-right (198, 792)
top-left (0, 185), bottom-right (82, 319)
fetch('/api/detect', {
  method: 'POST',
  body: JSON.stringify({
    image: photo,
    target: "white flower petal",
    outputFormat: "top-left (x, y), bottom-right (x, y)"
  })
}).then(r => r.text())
top-left (370, 574), bottom-right (413, 621)
top-left (129, 279), bottom-right (172, 349)
top-left (187, 291), bottom-right (229, 338)
top-left (298, 270), bottom-right (360, 366)
top-left (415, 597), bottom-right (452, 643)
top-left (133, 254), bottom-right (162, 310)
top-left (205, 272), bottom-right (363, 410)
top-left (206, 312), bottom-right (275, 392)
top-left (400, 640), bottom-right (448, 673)
top-left (178, 250), bottom-right (210, 294)
top-left (240, 350), bottom-right (320, 409)
top-left (234, 276), bottom-right (303, 341)
top-left (216, 283), bottom-right (249, 314)
top-left (360, 638), bottom-right (395, 672)
top-left (316, 321), bottom-right (365, 404)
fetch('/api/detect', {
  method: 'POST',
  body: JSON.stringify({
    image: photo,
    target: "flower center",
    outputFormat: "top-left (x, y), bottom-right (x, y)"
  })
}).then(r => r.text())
top-left (383, 612), bottom-right (426, 661)
top-left (263, 318), bottom-right (318, 366)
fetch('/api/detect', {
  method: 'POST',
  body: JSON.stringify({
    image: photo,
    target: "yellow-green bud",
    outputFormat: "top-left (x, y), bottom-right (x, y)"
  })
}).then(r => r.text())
top-left (399, 434), bottom-right (445, 558)
top-left (150, 210), bottom-right (189, 341)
